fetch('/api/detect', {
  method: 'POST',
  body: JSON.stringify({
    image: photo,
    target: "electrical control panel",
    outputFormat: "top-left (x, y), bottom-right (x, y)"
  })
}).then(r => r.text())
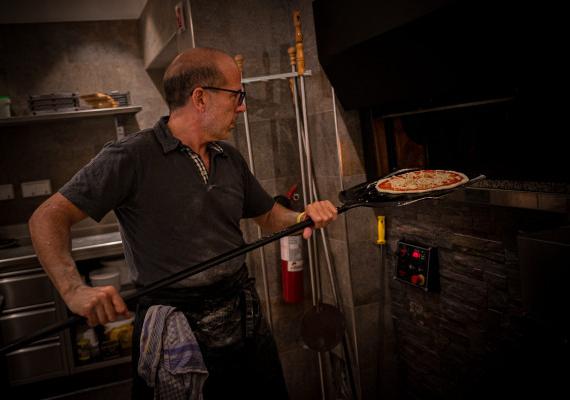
top-left (394, 241), bottom-right (438, 291)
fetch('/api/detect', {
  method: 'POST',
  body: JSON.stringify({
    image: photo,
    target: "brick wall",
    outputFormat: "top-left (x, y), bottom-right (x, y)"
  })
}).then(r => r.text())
top-left (378, 199), bottom-right (567, 399)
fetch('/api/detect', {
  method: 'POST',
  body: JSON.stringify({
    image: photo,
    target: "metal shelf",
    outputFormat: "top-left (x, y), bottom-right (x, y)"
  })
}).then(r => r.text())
top-left (0, 106), bottom-right (142, 127)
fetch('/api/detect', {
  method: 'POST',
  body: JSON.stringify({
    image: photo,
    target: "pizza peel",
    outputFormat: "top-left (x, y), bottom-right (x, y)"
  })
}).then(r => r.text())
top-left (339, 169), bottom-right (486, 210)
top-left (0, 169), bottom-right (484, 356)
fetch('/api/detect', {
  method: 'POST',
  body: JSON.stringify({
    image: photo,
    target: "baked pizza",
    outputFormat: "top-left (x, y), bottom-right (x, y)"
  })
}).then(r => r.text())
top-left (375, 170), bottom-right (469, 194)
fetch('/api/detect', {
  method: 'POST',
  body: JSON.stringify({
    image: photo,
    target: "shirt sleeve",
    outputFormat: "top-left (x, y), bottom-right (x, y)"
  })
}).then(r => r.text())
top-left (59, 141), bottom-right (136, 222)
top-left (241, 156), bottom-right (275, 219)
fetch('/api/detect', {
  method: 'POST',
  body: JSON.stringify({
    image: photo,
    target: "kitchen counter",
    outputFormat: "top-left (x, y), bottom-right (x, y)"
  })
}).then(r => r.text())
top-left (0, 231), bottom-right (123, 273)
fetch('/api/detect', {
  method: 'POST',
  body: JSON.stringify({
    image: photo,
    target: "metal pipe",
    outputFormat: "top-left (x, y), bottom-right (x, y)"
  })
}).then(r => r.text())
top-left (292, 10), bottom-right (325, 396)
top-left (289, 50), bottom-right (327, 398)
top-left (292, 9), bottom-right (326, 396)
top-left (288, 48), bottom-right (317, 306)
top-left (235, 55), bottom-right (273, 330)
top-left (184, 0), bottom-right (196, 48)
top-left (242, 70), bottom-right (312, 84)
top-left (299, 76), bottom-right (322, 305)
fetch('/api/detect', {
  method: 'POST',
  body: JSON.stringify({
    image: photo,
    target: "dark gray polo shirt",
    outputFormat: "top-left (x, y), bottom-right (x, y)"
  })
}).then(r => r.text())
top-left (60, 116), bottom-right (274, 287)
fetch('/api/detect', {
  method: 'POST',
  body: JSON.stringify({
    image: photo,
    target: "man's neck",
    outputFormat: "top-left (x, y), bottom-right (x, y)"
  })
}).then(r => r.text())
top-left (167, 113), bottom-right (209, 158)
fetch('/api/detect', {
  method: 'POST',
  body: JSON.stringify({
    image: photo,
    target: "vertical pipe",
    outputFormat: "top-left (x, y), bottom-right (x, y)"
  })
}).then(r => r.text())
top-left (299, 76), bottom-right (321, 304)
top-left (235, 55), bottom-right (273, 331)
top-left (293, 9), bottom-right (326, 399)
top-left (185, 0), bottom-right (196, 48)
top-left (287, 48), bottom-right (317, 306)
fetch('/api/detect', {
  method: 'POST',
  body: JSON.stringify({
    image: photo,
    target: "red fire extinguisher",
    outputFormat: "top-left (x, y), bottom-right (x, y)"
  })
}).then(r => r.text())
top-left (276, 185), bottom-right (304, 303)
top-left (280, 234), bottom-right (304, 303)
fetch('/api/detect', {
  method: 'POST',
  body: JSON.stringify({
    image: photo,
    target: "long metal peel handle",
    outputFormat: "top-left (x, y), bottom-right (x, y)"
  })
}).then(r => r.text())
top-left (1, 213), bottom-right (345, 356)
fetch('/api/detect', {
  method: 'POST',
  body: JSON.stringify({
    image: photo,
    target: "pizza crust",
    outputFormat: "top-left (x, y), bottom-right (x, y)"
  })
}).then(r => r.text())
top-left (375, 170), bottom-right (469, 194)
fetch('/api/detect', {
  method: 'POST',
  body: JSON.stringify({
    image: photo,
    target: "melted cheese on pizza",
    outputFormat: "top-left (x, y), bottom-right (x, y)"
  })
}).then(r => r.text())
top-left (375, 170), bottom-right (468, 194)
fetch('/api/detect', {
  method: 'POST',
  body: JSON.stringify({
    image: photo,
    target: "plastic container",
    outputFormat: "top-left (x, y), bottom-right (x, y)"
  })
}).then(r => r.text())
top-left (104, 314), bottom-right (134, 356)
top-left (89, 268), bottom-right (121, 292)
top-left (0, 96), bottom-right (11, 118)
top-left (75, 325), bottom-right (99, 363)
top-left (100, 257), bottom-right (131, 286)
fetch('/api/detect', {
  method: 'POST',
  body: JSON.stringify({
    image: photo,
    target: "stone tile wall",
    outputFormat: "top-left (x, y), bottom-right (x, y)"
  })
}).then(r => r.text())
top-left (0, 20), bottom-right (167, 226)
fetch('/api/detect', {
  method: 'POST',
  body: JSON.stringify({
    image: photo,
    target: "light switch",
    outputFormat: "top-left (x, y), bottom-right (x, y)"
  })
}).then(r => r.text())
top-left (21, 179), bottom-right (52, 198)
top-left (0, 184), bottom-right (15, 200)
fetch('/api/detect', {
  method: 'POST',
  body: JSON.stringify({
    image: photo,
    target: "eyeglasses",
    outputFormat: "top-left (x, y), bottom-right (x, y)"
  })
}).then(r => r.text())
top-left (202, 86), bottom-right (246, 105)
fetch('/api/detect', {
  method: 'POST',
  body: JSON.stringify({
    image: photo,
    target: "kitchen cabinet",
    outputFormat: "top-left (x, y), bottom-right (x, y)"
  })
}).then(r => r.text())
top-left (0, 231), bottom-right (131, 386)
top-left (0, 266), bottom-right (70, 385)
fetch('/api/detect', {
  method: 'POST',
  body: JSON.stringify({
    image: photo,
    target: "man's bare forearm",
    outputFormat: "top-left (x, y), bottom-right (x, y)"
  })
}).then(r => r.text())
top-left (253, 200), bottom-right (338, 240)
top-left (253, 203), bottom-right (299, 233)
top-left (29, 194), bottom-right (87, 302)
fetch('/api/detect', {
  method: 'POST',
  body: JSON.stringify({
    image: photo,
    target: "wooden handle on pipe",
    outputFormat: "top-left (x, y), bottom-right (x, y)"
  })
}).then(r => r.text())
top-left (293, 10), bottom-right (303, 44)
top-left (288, 46), bottom-right (296, 66)
top-left (292, 11), bottom-right (305, 75)
top-left (296, 42), bottom-right (305, 75)
top-left (234, 54), bottom-right (244, 74)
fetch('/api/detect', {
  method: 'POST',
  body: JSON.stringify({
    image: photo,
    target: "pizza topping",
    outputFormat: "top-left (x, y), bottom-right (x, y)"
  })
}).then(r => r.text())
top-left (375, 170), bottom-right (469, 194)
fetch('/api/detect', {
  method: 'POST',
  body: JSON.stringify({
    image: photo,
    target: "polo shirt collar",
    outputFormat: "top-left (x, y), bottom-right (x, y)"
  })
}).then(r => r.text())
top-left (154, 116), bottom-right (180, 153)
top-left (153, 116), bottom-right (226, 156)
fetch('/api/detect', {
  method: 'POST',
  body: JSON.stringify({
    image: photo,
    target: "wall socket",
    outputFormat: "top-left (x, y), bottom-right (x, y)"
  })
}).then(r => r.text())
top-left (21, 179), bottom-right (52, 198)
top-left (0, 184), bottom-right (15, 200)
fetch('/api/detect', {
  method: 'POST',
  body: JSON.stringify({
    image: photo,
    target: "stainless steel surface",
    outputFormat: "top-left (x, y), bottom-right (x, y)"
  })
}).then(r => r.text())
top-left (0, 269), bottom-right (54, 310)
top-left (0, 305), bottom-right (58, 342)
top-left (0, 231), bottom-right (123, 271)
top-left (5, 339), bottom-right (66, 384)
top-left (0, 229), bottom-right (124, 385)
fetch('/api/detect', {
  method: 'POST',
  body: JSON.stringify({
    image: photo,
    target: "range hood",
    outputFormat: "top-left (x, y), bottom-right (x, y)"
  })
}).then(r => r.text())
top-left (313, 0), bottom-right (558, 113)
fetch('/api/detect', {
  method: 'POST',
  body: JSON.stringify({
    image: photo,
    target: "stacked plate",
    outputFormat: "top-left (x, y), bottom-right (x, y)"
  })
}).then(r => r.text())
top-left (28, 93), bottom-right (80, 114)
top-left (106, 91), bottom-right (130, 107)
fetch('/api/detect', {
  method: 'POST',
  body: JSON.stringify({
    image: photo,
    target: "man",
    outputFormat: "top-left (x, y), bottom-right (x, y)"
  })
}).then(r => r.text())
top-left (28, 48), bottom-right (337, 399)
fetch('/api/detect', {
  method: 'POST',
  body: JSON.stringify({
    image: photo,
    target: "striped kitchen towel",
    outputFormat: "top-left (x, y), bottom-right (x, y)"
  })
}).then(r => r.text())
top-left (138, 305), bottom-right (208, 400)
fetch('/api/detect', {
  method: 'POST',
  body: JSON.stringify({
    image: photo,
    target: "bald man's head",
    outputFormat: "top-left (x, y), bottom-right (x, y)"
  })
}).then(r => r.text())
top-left (163, 48), bottom-right (234, 111)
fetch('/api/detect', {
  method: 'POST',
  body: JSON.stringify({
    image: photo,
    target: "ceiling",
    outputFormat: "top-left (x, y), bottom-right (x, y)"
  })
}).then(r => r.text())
top-left (0, 0), bottom-right (148, 24)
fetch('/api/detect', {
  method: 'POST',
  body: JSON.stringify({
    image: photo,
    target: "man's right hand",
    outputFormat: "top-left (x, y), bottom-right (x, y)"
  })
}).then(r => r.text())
top-left (64, 284), bottom-right (129, 326)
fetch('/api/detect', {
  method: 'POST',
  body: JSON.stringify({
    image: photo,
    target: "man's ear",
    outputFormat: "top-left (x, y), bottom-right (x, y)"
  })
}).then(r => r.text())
top-left (191, 88), bottom-right (207, 112)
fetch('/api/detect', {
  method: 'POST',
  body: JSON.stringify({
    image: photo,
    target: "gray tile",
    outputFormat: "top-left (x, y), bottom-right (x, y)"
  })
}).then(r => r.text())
top-left (235, 117), bottom-right (302, 181)
top-left (354, 302), bottom-right (381, 398)
top-left (307, 111), bottom-right (339, 179)
top-left (326, 238), bottom-right (353, 308)
top-left (345, 206), bottom-right (377, 244)
top-left (348, 240), bottom-right (383, 306)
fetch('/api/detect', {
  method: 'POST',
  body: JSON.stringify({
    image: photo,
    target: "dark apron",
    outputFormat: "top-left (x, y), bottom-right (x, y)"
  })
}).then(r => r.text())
top-left (131, 266), bottom-right (288, 400)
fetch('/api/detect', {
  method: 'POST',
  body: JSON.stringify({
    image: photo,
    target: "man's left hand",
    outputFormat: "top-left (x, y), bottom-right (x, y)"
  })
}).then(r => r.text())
top-left (301, 200), bottom-right (338, 239)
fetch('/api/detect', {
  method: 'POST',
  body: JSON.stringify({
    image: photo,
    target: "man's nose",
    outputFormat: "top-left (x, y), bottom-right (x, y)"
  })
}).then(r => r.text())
top-left (236, 102), bottom-right (247, 113)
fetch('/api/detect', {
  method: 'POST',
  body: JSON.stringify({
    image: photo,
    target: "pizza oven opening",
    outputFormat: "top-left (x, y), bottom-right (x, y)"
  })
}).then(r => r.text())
top-left (360, 96), bottom-right (568, 184)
